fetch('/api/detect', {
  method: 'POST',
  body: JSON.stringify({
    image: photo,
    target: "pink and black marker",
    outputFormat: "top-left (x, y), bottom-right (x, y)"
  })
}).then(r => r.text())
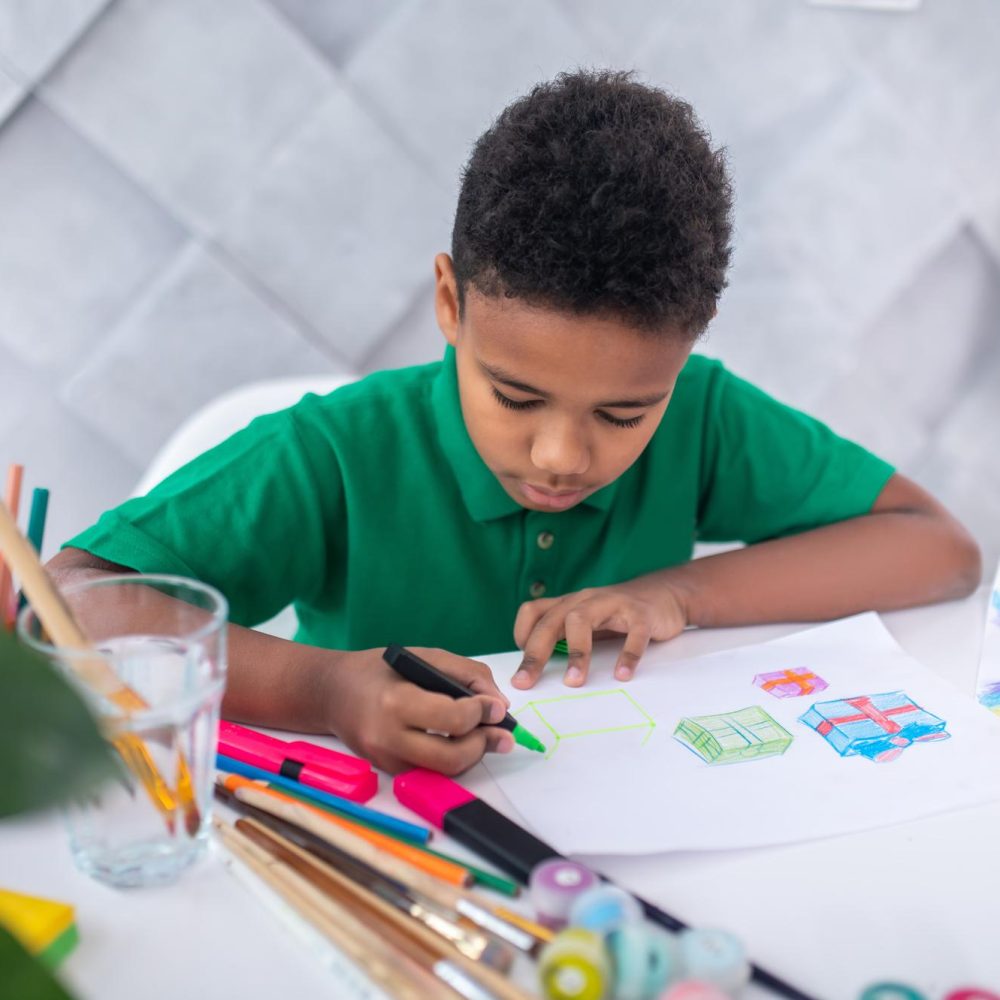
top-left (218, 721), bottom-right (377, 802)
top-left (393, 768), bottom-right (817, 1000)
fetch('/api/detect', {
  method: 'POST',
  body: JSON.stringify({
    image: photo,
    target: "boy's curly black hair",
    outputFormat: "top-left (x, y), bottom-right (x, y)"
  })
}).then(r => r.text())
top-left (452, 69), bottom-right (733, 337)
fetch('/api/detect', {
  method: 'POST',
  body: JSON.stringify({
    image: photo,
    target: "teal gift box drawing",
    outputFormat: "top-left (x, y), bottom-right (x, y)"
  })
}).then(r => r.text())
top-left (799, 691), bottom-right (950, 763)
top-left (673, 705), bottom-right (793, 765)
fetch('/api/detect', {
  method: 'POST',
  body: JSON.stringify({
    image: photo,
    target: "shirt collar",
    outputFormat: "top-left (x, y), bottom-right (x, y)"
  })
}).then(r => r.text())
top-left (431, 347), bottom-right (620, 522)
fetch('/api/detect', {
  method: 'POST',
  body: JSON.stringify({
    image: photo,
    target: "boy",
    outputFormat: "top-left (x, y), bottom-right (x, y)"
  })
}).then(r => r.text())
top-left (49, 71), bottom-right (981, 775)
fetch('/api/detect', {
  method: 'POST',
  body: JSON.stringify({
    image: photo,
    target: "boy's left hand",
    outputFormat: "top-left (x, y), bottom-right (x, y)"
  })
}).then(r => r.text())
top-left (511, 583), bottom-right (687, 689)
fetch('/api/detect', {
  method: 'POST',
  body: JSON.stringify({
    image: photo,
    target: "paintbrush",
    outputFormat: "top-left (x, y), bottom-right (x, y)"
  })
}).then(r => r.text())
top-left (216, 778), bottom-right (543, 955)
top-left (215, 819), bottom-right (453, 1000)
top-left (0, 500), bottom-right (200, 835)
top-left (234, 816), bottom-right (534, 1000)
top-left (215, 783), bottom-right (512, 970)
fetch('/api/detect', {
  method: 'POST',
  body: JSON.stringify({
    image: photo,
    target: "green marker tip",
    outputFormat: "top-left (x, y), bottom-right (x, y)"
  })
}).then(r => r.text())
top-left (512, 722), bottom-right (546, 754)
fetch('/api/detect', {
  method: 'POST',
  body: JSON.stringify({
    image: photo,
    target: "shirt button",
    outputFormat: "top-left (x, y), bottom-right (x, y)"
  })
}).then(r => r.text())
top-left (529, 581), bottom-right (547, 599)
top-left (537, 531), bottom-right (555, 550)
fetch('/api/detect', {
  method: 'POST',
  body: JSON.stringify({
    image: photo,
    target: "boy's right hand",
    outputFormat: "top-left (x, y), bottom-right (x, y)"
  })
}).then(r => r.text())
top-left (328, 647), bottom-right (514, 775)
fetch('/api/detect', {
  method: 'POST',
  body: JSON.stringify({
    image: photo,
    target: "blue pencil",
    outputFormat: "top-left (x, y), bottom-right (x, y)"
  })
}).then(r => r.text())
top-left (215, 753), bottom-right (431, 844)
top-left (26, 487), bottom-right (49, 554)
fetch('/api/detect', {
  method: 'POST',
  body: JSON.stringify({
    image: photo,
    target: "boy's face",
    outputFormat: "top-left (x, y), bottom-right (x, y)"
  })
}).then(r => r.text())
top-left (435, 255), bottom-right (694, 513)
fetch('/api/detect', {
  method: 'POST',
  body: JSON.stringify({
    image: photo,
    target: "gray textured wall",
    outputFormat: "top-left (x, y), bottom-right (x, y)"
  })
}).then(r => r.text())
top-left (1, 0), bottom-right (998, 573)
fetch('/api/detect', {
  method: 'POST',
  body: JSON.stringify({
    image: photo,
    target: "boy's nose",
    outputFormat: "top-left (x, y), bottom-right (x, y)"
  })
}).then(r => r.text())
top-left (530, 422), bottom-right (591, 476)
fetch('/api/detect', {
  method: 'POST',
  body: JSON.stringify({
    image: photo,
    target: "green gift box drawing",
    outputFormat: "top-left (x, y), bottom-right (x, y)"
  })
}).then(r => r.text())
top-left (516, 688), bottom-right (656, 758)
top-left (674, 705), bottom-right (794, 765)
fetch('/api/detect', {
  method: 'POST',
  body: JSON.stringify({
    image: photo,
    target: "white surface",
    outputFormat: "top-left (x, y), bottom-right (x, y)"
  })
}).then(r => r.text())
top-left (483, 614), bottom-right (1000, 855)
top-left (1, 590), bottom-right (998, 999)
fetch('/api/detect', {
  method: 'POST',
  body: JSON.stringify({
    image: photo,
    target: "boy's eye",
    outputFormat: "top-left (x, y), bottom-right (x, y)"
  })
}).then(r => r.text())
top-left (492, 386), bottom-right (646, 428)
top-left (598, 412), bottom-right (645, 429)
top-left (491, 386), bottom-right (540, 411)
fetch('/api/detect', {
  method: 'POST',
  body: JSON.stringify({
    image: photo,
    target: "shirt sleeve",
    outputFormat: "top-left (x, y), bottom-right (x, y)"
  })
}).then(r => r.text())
top-left (63, 402), bottom-right (343, 628)
top-left (695, 362), bottom-right (895, 544)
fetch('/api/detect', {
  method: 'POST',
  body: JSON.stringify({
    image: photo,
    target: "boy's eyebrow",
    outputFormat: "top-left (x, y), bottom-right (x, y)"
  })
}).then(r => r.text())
top-left (479, 361), bottom-right (669, 409)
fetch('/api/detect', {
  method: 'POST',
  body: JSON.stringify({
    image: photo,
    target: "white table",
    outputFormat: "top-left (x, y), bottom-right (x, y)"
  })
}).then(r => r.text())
top-left (2, 589), bottom-right (997, 1000)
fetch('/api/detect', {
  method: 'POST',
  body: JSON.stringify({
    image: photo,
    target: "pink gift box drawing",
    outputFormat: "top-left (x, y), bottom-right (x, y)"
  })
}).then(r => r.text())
top-left (753, 667), bottom-right (829, 699)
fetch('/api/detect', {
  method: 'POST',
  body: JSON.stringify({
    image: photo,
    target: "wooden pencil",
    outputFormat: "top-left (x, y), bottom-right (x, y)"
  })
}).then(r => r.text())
top-left (0, 500), bottom-right (200, 835)
top-left (237, 817), bottom-right (535, 1000)
top-left (0, 463), bottom-right (23, 628)
top-left (218, 773), bottom-right (470, 886)
top-left (215, 820), bottom-right (452, 1000)
top-left (225, 782), bottom-right (543, 954)
top-left (272, 780), bottom-right (520, 896)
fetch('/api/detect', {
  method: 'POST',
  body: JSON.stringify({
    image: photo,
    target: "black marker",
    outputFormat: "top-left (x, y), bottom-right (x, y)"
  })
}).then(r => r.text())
top-left (383, 644), bottom-right (546, 753)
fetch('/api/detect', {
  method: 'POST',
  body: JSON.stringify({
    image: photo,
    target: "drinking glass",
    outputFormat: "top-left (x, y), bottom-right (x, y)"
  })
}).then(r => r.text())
top-left (18, 574), bottom-right (227, 887)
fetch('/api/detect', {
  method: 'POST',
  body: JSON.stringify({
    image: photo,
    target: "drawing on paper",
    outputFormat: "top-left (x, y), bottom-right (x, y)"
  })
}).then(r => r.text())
top-left (753, 666), bottom-right (829, 699)
top-left (978, 681), bottom-right (1000, 718)
top-left (516, 689), bottom-right (656, 758)
top-left (673, 706), bottom-right (793, 765)
top-left (975, 571), bottom-right (1000, 715)
top-left (799, 691), bottom-right (950, 762)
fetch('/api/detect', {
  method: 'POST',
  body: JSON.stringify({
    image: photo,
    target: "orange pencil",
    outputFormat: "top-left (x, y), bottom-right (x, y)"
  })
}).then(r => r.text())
top-left (217, 773), bottom-right (470, 887)
top-left (0, 463), bottom-right (24, 629)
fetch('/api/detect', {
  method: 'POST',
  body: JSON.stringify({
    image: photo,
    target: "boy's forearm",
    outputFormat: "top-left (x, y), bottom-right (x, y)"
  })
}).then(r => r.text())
top-left (220, 625), bottom-right (344, 735)
top-left (626, 477), bottom-right (982, 628)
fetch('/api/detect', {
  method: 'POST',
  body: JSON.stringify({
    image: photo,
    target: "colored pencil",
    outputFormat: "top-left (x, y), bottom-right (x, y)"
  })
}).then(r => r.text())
top-left (216, 754), bottom-right (430, 843)
top-left (217, 781), bottom-right (541, 956)
top-left (0, 463), bottom-right (24, 629)
top-left (0, 500), bottom-right (200, 836)
top-left (17, 487), bottom-right (50, 616)
top-left (236, 817), bottom-right (533, 1000)
top-left (215, 820), bottom-right (452, 1000)
top-left (218, 774), bottom-right (468, 887)
top-left (274, 781), bottom-right (520, 897)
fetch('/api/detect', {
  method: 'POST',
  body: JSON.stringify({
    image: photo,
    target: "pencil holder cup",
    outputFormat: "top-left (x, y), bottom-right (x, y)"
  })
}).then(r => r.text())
top-left (17, 574), bottom-right (228, 888)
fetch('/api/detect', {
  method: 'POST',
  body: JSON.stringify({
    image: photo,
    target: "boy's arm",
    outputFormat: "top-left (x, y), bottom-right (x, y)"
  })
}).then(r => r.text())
top-left (45, 548), bottom-right (513, 773)
top-left (512, 473), bottom-right (982, 687)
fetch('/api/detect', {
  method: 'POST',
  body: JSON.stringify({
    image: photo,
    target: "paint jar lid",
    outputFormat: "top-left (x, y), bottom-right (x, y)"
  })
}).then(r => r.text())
top-left (529, 859), bottom-right (599, 929)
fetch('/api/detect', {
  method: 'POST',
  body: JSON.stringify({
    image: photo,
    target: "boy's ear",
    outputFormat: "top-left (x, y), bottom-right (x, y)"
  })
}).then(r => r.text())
top-left (434, 253), bottom-right (460, 347)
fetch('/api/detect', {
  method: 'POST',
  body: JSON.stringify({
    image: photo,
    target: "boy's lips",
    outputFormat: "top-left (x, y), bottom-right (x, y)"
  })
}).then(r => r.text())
top-left (520, 481), bottom-right (590, 510)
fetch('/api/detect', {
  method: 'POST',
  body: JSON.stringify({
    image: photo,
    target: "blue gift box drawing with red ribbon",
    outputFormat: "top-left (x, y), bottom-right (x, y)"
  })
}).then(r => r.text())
top-left (799, 691), bottom-right (950, 762)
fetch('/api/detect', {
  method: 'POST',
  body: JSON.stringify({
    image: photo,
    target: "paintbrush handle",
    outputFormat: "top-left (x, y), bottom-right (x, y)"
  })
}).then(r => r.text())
top-left (0, 499), bottom-right (119, 696)
top-left (238, 818), bottom-right (534, 1000)
top-left (235, 785), bottom-right (462, 908)
top-left (216, 821), bottom-right (447, 1000)
top-left (230, 783), bottom-right (542, 955)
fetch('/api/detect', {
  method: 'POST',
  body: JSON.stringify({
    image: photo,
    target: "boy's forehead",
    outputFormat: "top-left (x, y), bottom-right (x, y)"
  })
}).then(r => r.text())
top-left (462, 290), bottom-right (693, 393)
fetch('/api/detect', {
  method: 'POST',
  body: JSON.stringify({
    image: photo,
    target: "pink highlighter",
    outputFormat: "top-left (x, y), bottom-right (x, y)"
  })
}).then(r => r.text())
top-left (218, 721), bottom-right (377, 802)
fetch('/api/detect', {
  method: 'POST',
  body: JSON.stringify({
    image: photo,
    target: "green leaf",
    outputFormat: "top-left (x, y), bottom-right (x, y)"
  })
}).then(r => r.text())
top-left (0, 628), bottom-right (116, 818)
top-left (0, 924), bottom-right (75, 1000)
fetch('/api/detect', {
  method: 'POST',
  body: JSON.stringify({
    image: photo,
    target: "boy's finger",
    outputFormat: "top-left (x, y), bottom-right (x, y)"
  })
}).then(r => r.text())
top-left (419, 649), bottom-right (510, 708)
top-left (562, 608), bottom-right (594, 687)
top-left (614, 620), bottom-right (652, 681)
top-left (512, 598), bottom-right (558, 650)
top-left (512, 601), bottom-right (575, 688)
top-left (395, 687), bottom-right (501, 736)
top-left (396, 727), bottom-right (512, 776)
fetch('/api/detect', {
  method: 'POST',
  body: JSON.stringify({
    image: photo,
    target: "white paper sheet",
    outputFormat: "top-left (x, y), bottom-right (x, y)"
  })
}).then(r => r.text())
top-left (482, 613), bottom-right (1000, 855)
top-left (976, 561), bottom-right (1000, 717)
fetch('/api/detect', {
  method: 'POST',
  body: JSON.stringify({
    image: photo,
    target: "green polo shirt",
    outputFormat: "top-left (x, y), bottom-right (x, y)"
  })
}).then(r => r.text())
top-left (65, 349), bottom-right (893, 655)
